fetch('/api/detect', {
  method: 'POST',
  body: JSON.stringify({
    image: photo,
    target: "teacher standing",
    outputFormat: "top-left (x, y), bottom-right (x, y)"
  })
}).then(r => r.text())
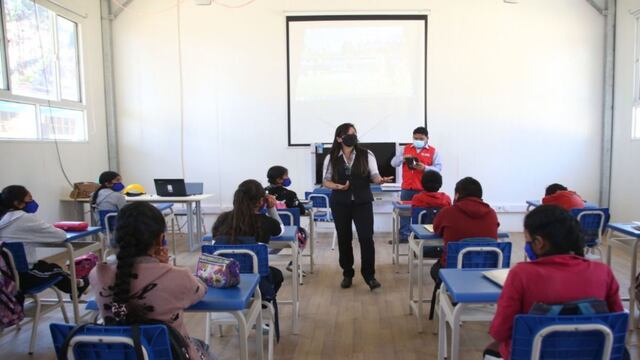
top-left (322, 123), bottom-right (394, 290)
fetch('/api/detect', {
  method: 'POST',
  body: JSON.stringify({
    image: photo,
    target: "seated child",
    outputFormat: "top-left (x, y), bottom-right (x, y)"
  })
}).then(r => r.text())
top-left (486, 205), bottom-right (623, 359)
top-left (90, 202), bottom-right (213, 359)
top-left (541, 183), bottom-right (585, 211)
top-left (411, 170), bottom-right (452, 208)
top-left (432, 177), bottom-right (499, 279)
top-left (265, 165), bottom-right (306, 215)
top-left (0, 185), bottom-right (88, 295)
top-left (91, 171), bottom-right (126, 217)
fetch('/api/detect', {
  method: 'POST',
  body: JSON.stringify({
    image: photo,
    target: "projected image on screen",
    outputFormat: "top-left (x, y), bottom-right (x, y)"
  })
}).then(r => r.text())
top-left (287, 16), bottom-right (427, 146)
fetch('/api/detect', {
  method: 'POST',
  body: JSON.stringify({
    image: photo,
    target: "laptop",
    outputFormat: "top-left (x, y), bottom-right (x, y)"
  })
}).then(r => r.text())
top-left (154, 179), bottom-right (203, 197)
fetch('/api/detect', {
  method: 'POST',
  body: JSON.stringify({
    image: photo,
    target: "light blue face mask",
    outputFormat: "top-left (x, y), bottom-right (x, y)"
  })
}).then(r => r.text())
top-left (413, 140), bottom-right (426, 149)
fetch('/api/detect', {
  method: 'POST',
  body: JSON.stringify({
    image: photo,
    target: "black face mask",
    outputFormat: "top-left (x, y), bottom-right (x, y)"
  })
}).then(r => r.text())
top-left (342, 134), bottom-right (357, 147)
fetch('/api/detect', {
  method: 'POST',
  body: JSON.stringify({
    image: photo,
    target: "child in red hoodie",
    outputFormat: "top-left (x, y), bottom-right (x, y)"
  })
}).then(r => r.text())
top-left (411, 170), bottom-right (452, 209)
top-left (485, 205), bottom-right (623, 360)
top-left (431, 177), bottom-right (499, 280)
top-left (541, 183), bottom-right (585, 211)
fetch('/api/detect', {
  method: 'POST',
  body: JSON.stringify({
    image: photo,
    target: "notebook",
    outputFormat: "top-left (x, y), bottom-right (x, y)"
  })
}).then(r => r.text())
top-left (423, 224), bottom-right (434, 232)
top-left (482, 269), bottom-right (510, 287)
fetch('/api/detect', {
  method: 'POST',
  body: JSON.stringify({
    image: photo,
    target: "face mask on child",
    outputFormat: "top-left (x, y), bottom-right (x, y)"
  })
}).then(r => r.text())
top-left (413, 140), bottom-right (426, 149)
top-left (282, 178), bottom-right (292, 187)
top-left (23, 200), bottom-right (39, 214)
top-left (525, 242), bottom-right (538, 261)
top-left (111, 182), bottom-right (125, 192)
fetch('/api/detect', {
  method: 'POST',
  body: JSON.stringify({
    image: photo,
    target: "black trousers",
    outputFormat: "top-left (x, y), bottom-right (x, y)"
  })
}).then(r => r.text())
top-left (331, 201), bottom-right (375, 280)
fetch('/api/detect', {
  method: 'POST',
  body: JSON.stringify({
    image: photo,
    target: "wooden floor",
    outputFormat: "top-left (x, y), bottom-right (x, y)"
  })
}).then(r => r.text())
top-left (1, 231), bottom-right (639, 359)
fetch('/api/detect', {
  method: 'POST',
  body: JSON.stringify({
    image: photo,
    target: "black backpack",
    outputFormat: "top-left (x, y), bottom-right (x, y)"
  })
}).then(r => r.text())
top-left (58, 319), bottom-right (192, 360)
top-left (529, 298), bottom-right (609, 316)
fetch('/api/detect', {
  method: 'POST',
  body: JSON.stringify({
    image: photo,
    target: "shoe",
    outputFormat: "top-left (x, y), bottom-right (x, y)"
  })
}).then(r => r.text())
top-left (286, 262), bottom-right (308, 277)
top-left (388, 240), bottom-right (393, 245)
top-left (366, 278), bottom-right (381, 291)
top-left (340, 277), bottom-right (352, 289)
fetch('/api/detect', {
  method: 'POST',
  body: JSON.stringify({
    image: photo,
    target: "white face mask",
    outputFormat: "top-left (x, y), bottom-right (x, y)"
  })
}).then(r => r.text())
top-left (413, 140), bottom-right (426, 149)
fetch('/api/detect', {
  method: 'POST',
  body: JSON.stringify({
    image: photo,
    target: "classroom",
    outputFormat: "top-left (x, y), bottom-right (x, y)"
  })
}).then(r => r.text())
top-left (0, 0), bottom-right (639, 359)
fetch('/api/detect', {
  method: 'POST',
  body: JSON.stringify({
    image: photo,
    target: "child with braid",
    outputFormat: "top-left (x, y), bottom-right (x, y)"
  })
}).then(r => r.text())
top-left (90, 202), bottom-right (213, 359)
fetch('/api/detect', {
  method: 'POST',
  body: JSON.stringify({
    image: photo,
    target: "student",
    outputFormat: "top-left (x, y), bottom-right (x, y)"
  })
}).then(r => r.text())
top-left (541, 183), bottom-right (585, 211)
top-left (0, 185), bottom-right (88, 295)
top-left (212, 179), bottom-right (285, 293)
top-left (411, 170), bottom-right (452, 209)
top-left (90, 202), bottom-right (213, 359)
top-left (265, 165), bottom-right (308, 273)
top-left (391, 127), bottom-right (442, 241)
top-left (91, 171), bottom-right (126, 214)
top-left (486, 205), bottom-right (623, 360)
top-left (265, 165), bottom-right (306, 215)
top-left (323, 123), bottom-right (394, 290)
top-left (431, 177), bottom-right (499, 278)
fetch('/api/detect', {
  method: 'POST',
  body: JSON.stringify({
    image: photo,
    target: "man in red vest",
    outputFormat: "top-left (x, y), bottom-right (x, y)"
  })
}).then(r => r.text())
top-left (391, 126), bottom-right (442, 241)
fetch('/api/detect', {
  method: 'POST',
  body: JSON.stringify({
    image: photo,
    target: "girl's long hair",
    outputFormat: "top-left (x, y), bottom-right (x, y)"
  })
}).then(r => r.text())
top-left (0, 185), bottom-right (29, 219)
top-left (214, 179), bottom-right (265, 244)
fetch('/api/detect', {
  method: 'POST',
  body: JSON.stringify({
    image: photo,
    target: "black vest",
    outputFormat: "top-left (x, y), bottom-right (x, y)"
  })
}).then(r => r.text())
top-left (330, 149), bottom-right (374, 206)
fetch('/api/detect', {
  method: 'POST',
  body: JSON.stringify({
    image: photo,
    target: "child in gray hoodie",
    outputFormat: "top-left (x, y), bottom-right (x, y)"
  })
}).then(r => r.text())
top-left (0, 185), bottom-right (87, 294)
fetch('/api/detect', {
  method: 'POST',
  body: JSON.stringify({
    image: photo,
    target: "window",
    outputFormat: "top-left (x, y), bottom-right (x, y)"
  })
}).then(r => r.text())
top-left (633, 12), bottom-right (640, 140)
top-left (0, 0), bottom-right (85, 141)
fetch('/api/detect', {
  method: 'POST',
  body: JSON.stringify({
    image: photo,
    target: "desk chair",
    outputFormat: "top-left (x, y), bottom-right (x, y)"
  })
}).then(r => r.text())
top-left (97, 211), bottom-right (117, 261)
top-left (570, 208), bottom-right (610, 260)
top-left (411, 207), bottom-right (442, 259)
top-left (511, 312), bottom-right (628, 360)
top-left (2, 242), bottom-right (69, 355)
top-left (50, 323), bottom-right (176, 360)
top-left (305, 191), bottom-right (338, 250)
top-left (431, 239), bottom-right (511, 323)
top-left (203, 242), bottom-right (275, 360)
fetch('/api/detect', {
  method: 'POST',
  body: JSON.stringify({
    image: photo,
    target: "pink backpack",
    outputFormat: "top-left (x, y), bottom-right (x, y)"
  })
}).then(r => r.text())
top-left (0, 242), bottom-right (24, 330)
top-left (71, 253), bottom-right (99, 278)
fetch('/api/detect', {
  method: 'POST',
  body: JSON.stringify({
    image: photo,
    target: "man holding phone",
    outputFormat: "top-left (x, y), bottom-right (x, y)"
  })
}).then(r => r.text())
top-left (391, 126), bottom-right (443, 241)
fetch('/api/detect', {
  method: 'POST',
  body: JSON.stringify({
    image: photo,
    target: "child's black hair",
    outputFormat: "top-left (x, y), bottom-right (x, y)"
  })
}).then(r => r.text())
top-left (454, 177), bottom-right (482, 200)
top-left (545, 183), bottom-right (568, 196)
top-left (524, 204), bottom-right (584, 257)
top-left (267, 166), bottom-right (288, 185)
top-left (91, 171), bottom-right (121, 206)
top-left (108, 202), bottom-right (166, 324)
top-left (0, 185), bottom-right (29, 219)
top-left (413, 126), bottom-right (428, 136)
top-left (212, 179), bottom-right (265, 244)
top-left (421, 170), bottom-right (442, 193)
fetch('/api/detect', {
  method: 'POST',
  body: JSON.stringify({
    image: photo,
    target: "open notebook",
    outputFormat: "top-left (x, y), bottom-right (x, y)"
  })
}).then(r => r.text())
top-left (422, 224), bottom-right (434, 232)
top-left (482, 269), bottom-right (510, 287)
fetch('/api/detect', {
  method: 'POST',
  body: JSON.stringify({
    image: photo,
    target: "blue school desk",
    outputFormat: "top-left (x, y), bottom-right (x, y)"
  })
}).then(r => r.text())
top-left (408, 224), bottom-right (509, 332)
top-left (391, 201), bottom-right (412, 266)
top-left (437, 269), bottom-right (503, 360)
top-left (606, 222), bottom-right (640, 329)
top-left (525, 199), bottom-right (599, 211)
top-left (87, 273), bottom-right (264, 360)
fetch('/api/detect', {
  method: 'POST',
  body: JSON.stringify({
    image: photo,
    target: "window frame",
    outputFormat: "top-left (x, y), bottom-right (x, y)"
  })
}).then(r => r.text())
top-left (0, 0), bottom-right (86, 143)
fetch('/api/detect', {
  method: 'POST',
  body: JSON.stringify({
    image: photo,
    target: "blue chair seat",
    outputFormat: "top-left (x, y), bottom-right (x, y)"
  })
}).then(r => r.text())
top-left (202, 234), bottom-right (213, 243)
top-left (313, 212), bottom-right (333, 222)
top-left (22, 275), bottom-right (65, 296)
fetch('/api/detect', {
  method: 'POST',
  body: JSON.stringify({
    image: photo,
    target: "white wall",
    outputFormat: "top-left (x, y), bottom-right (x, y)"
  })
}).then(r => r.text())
top-left (112, 0), bottom-right (605, 230)
top-left (611, 0), bottom-right (640, 222)
top-left (0, 0), bottom-right (108, 223)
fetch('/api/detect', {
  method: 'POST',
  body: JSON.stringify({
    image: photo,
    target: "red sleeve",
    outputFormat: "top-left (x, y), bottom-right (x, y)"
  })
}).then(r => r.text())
top-left (606, 268), bottom-right (624, 312)
top-left (489, 267), bottom-right (525, 342)
top-left (411, 193), bottom-right (424, 207)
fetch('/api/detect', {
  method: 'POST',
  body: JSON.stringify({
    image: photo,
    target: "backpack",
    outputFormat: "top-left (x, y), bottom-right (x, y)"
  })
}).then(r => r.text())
top-left (529, 298), bottom-right (609, 316)
top-left (59, 319), bottom-right (193, 360)
top-left (0, 242), bottom-right (25, 330)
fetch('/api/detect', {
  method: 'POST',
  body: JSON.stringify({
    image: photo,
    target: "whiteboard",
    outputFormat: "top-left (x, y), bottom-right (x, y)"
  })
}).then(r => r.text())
top-left (287, 16), bottom-right (427, 145)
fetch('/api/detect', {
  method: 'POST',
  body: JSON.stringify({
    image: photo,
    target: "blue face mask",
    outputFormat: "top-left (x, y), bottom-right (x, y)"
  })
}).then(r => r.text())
top-left (525, 242), bottom-right (538, 261)
top-left (111, 182), bottom-right (125, 192)
top-left (23, 200), bottom-right (39, 214)
top-left (413, 140), bottom-right (426, 149)
top-left (282, 178), bottom-right (292, 187)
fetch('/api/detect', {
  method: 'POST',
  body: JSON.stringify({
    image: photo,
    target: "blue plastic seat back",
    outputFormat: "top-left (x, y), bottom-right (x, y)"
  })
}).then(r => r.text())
top-left (570, 208), bottom-right (610, 248)
top-left (202, 242), bottom-right (270, 277)
top-left (3, 242), bottom-right (29, 273)
top-left (411, 207), bottom-right (441, 225)
top-left (305, 191), bottom-right (330, 208)
top-left (50, 323), bottom-right (172, 360)
top-left (445, 239), bottom-right (511, 269)
top-left (98, 210), bottom-right (118, 232)
top-left (259, 207), bottom-right (300, 227)
top-left (511, 312), bottom-right (629, 360)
